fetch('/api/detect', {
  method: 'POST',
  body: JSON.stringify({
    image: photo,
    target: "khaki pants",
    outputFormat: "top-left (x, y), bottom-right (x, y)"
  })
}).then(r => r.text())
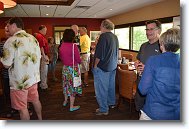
top-left (39, 56), bottom-right (48, 89)
top-left (80, 53), bottom-right (90, 73)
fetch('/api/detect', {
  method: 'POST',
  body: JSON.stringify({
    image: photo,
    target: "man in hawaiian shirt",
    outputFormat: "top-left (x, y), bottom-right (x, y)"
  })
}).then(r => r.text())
top-left (0, 17), bottom-right (42, 120)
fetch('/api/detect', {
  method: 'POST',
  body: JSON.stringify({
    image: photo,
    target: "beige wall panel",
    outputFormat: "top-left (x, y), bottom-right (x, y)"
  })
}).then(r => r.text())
top-left (109, 0), bottom-right (180, 25)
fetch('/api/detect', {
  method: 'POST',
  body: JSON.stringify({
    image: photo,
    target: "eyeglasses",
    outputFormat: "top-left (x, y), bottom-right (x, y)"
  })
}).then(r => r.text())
top-left (145, 27), bottom-right (159, 31)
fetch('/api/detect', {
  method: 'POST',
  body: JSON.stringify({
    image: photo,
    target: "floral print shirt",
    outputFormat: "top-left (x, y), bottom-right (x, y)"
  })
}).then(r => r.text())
top-left (0, 30), bottom-right (41, 90)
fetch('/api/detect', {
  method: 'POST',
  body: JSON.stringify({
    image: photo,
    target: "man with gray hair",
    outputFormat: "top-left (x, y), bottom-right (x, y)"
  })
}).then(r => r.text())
top-left (71, 25), bottom-right (80, 51)
top-left (93, 19), bottom-right (119, 115)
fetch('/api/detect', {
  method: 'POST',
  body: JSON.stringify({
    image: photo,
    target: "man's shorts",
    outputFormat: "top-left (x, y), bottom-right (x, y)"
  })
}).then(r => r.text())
top-left (10, 83), bottom-right (39, 110)
top-left (80, 53), bottom-right (90, 73)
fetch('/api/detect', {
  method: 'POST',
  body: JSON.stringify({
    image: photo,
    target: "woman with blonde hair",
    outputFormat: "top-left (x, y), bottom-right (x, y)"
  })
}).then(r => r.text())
top-left (138, 28), bottom-right (180, 120)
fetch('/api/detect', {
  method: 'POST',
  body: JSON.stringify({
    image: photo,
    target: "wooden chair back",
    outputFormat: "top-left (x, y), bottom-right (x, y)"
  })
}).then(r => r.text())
top-left (117, 64), bottom-right (128, 70)
top-left (122, 53), bottom-right (133, 62)
top-left (117, 66), bottom-right (137, 111)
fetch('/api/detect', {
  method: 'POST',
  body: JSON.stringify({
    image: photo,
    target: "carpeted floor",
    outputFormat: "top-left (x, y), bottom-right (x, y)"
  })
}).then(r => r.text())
top-left (0, 61), bottom-right (139, 120)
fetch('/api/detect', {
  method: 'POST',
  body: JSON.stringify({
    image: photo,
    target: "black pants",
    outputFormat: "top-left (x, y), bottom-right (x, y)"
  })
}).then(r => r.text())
top-left (2, 77), bottom-right (11, 106)
top-left (134, 76), bottom-right (146, 111)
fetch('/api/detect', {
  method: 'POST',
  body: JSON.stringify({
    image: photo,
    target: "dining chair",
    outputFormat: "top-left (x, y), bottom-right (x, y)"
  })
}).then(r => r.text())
top-left (117, 66), bottom-right (137, 112)
top-left (115, 64), bottom-right (128, 93)
top-left (122, 53), bottom-right (133, 62)
top-left (117, 63), bottom-right (128, 70)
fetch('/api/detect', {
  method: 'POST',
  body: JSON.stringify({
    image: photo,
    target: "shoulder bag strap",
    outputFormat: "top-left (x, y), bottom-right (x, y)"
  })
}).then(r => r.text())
top-left (72, 44), bottom-right (74, 77)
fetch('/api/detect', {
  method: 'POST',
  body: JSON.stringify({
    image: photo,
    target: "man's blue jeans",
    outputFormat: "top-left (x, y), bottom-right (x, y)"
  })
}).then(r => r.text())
top-left (92, 67), bottom-right (116, 113)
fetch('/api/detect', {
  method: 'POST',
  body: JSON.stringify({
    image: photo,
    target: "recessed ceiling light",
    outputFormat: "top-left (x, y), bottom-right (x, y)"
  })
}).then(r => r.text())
top-left (46, 5), bottom-right (50, 8)
top-left (46, 14), bottom-right (49, 16)
top-left (110, 9), bottom-right (113, 11)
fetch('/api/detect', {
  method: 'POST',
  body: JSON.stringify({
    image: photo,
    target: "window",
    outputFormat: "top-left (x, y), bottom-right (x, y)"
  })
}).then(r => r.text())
top-left (54, 31), bottom-right (64, 44)
top-left (115, 27), bottom-right (129, 49)
top-left (132, 26), bottom-right (148, 51)
top-left (114, 17), bottom-right (174, 51)
top-left (54, 26), bottom-right (71, 44)
top-left (132, 23), bottom-right (173, 51)
top-left (161, 23), bottom-right (173, 33)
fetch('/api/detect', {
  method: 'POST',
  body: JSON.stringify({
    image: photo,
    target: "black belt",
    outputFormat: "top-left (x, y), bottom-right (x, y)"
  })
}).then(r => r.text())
top-left (80, 52), bottom-right (90, 55)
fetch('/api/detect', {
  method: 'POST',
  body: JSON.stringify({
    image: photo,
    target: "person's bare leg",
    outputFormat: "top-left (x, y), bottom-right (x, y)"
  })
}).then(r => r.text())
top-left (19, 108), bottom-right (30, 120)
top-left (31, 100), bottom-right (42, 120)
top-left (70, 95), bottom-right (80, 107)
top-left (63, 94), bottom-right (68, 106)
top-left (84, 72), bottom-right (88, 85)
top-left (70, 95), bottom-right (75, 109)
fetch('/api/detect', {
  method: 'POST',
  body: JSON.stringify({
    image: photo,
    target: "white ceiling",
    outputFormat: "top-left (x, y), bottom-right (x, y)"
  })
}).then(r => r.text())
top-left (0, 0), bottom-right (163, 18)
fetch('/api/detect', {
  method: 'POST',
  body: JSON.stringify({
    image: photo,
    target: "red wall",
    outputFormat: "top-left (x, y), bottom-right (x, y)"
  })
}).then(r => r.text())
top-left (0, 17), bottom-right (103, 39)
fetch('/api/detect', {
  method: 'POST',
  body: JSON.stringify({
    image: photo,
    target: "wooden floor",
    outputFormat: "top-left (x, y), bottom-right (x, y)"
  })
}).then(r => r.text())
top-left (0, 61), bottom-right (139, 120)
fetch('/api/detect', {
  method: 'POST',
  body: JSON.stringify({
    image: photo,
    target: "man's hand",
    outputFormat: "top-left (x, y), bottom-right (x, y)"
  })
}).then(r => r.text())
top-left (134, 60), bottom-right (145, 75)
top-left (44, 55), bottom-right (49, 64)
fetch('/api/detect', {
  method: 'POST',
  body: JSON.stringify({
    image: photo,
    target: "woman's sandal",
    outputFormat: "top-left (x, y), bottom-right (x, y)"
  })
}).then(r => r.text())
top-left (70, 106), bottom-right (80, 112)
top-left (63, 101), bottom-right (68, 107)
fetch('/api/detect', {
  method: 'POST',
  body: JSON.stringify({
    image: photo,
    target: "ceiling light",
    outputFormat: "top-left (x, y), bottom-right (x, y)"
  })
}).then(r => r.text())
top-left (0, 1), bottom-right (4, 14)
top-left (46, 5), bottom-right (50, 8)
top-left (46, 14), bottom-right (49, 16)
top-left (0, 0), bottom-right (17, 8)
top-left (110, 9), bottom-right (113, 11)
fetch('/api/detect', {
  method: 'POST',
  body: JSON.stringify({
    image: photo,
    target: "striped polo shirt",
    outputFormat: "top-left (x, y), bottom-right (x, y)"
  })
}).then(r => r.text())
top-left (0, 42), bottom-right (9, 79)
